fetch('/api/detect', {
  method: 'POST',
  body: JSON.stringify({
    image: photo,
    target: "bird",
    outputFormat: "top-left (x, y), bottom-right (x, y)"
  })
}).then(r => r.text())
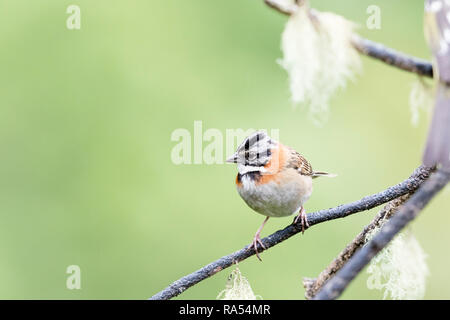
top-left (423, 0), bottom-right (450, 170)
top-left (226, 131), bottom-right (336, 260)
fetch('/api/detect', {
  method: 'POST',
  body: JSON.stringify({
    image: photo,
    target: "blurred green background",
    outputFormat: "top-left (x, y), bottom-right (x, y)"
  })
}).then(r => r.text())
top-left (0, 0), bottom-right (448, 299)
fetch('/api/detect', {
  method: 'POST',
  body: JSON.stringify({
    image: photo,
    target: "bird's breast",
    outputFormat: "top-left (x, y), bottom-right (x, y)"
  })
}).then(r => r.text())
top-left (236, 168), bottom-right (313, 217)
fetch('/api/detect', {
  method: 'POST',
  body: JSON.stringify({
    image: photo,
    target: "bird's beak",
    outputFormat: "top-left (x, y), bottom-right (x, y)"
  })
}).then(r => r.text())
top-left (226, 153), bottom-right (238, 163)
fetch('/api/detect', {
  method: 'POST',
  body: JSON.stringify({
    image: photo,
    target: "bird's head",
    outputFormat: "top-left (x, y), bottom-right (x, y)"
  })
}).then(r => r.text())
top-left (226, 131), bottom-right (278, 174)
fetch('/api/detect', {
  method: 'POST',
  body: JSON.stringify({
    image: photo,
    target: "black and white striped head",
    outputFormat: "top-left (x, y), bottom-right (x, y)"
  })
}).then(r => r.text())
top-left (226, 131), bottom-right (278, 174)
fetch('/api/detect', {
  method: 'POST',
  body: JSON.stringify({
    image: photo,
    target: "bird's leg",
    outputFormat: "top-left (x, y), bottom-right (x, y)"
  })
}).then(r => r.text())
top-left (294, 206), bottom-right (309, 234)
top-left (249, 216), bottom-right (270, 261)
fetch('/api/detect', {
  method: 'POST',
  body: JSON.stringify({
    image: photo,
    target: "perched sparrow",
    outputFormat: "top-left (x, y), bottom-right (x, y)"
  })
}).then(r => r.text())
top-left (226, 131), bottom-right (335, 260)
top-left (423, 0), bottom-right (450, 169)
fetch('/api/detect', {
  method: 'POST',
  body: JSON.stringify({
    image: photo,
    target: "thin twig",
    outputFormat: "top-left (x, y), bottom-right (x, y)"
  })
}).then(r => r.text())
top-left (313, 169), bottom-right (450, 300)
top-left (264, 0), bottom-right (433, 78)
top-left (264, 0), bottom-right (298, 15)
top-left (149, 166), bottom-right (432, 300)
top-left (303, 194), bottom-right (410, 299)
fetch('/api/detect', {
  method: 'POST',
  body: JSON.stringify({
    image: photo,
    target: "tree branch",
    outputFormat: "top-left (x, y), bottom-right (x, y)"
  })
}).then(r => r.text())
top-left (264, 0), bottom-right (433, 78)
top-left (149, 165), bottom-right (432, 300)
top-left (351, 36), bottom-right (433, 78)
top-left (303, 193), bottom-right (410, 299)
top-left (313, 168), bottom-right (450, 300)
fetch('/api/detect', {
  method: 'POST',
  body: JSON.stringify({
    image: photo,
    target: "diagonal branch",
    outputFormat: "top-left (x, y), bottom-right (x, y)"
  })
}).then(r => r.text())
top-left (264, 0), bottom-right (433, 78)
top-left (303, 193), bottom-right (410, 299)
top-left (313, 168), bottom-right (450, 300)
top-left (351, 36), bottom-right (433, 78)
top-left (149, 165), bottom-right (432, 300)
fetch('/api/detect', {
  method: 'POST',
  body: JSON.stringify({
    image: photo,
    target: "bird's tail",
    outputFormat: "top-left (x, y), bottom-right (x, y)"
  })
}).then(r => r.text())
top-left (312, 171), bottom-right (337, 179)
top-left (422, 83), bottom-right (450, 169)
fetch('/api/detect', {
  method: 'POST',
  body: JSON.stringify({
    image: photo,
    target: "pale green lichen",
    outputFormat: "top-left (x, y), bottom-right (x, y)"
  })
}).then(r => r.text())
top-left (366, 225), bottom-right (429, 300)
top-left (409, 77), bottom-right (433, 126)
top-left (217, 266), bottom-right (261, 300)
top-left (279, 2), bottom-right (361, 124)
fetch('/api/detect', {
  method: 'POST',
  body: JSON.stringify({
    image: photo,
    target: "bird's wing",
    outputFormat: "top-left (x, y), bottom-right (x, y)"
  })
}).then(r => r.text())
top-left (286, 148), bottom-right (314, 176)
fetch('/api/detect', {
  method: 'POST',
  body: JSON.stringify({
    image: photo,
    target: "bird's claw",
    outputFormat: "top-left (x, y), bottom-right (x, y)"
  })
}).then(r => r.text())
top-left (294, 207), bottom-right (309, 234)
top-left (248, 235), bottom-right (266, 261)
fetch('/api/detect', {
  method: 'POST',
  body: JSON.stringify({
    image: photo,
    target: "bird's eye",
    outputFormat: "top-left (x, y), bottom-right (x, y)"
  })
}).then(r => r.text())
top-left (248, 151), bottom-right (257, 159)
